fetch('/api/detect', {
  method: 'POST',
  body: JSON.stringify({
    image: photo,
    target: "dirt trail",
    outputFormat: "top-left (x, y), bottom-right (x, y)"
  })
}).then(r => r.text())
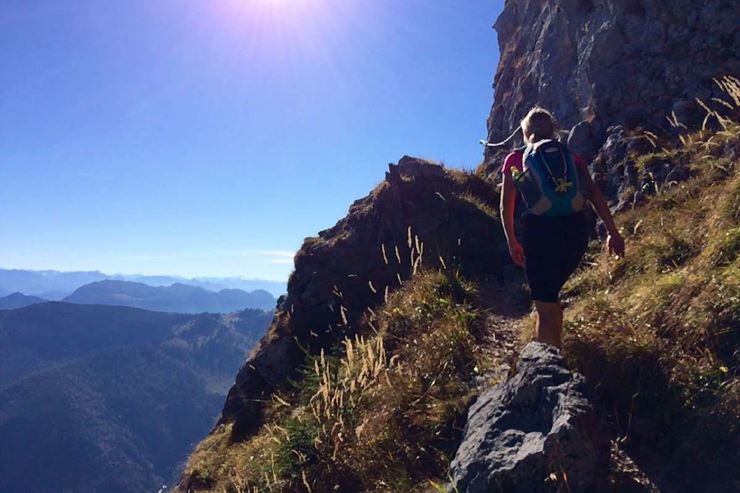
top-left (470, 270), bottom-right (660, 492)
top-left (473, 267), bottom-right (532, 386)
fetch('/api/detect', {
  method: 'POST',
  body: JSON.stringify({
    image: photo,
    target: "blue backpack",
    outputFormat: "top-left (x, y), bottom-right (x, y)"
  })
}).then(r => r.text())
top-left (511, 139), bottom-right (586, 216)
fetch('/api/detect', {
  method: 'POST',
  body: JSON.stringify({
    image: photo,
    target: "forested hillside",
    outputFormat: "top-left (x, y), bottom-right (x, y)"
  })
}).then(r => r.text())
top-left (0, 303), bottom-right (272, 493)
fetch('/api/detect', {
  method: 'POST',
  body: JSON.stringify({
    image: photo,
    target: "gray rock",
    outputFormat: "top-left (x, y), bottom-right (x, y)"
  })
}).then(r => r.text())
top-left (612, 198), bottom-right (632, 214)
top-left (568, 121), bottom-right (601, 162)
top-left (632, 191), bottom-right (645, 207)
top-left (485, 0), bottom-right (740, 162)
top-left (672, 100), bottom-right (704, 130)
top-left (590, 125), bottom-right (671, 202)
top-left (723, 138), bottom-right (740, 162)
top-left (449, 342), bottom-right (608, 493)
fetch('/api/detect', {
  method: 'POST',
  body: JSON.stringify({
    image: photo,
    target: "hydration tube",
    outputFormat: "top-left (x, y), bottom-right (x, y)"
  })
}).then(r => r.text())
top-left (479, 127), bottom-right (522, 148)
top-left (480, 127), bottom-right (571, 148)
top-left (480, 127), bottom-right (572, 180)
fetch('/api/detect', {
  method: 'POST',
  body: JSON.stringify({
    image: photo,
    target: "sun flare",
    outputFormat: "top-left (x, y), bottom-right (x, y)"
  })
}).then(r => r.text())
top-left (216, 0), bottom-right (356, 69)
top-left (229, 0), bottom-right (319, 15)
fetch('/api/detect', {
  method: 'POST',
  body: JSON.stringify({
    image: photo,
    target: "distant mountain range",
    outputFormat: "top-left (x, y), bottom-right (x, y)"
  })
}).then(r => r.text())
top-left (0, 301), bottom-right (272, 493)
top-left (0, 267), bottom-right (287, 299)
top-left (0, 292), bottom-right (45, 309)
top-left (63, 280), bottom-right (276, 312)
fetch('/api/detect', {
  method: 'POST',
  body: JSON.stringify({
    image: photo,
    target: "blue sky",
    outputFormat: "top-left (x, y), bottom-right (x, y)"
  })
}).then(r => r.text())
top-left (0, 1), bottom-right (503, 281)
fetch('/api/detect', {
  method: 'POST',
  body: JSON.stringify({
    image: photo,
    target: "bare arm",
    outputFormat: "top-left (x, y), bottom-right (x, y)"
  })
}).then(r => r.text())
top-left (500, 169), bottom-right (525, 266)
top-left (583, 172), bottom-right (625, 257)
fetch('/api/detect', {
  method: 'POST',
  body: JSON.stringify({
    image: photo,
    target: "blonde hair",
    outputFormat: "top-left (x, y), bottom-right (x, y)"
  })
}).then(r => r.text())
top-left (520, 107), bottom-right (556, 145)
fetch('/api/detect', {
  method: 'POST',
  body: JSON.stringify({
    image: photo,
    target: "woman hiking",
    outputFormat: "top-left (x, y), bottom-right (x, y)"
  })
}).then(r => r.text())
top-left (500, 107), bottom-right (625, 348)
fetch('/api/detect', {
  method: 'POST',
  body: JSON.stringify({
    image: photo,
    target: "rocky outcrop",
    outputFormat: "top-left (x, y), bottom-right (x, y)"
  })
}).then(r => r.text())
top-left (484, 0), bottom-right (739, 163)
top-left (589, 119), bottom-right (740, 211)
top-left (449, 342), bottom-right (608, 493)
top-left (218, 157), bottom-right (508, 440)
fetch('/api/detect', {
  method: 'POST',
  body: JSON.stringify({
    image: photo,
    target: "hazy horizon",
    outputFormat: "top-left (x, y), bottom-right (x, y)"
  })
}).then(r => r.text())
top-left (0, 263), bottom-right (293, 283)
top-left (0, 264), bottom-right (288, 284)
top-left (1, 1), bottom-right (503, 280)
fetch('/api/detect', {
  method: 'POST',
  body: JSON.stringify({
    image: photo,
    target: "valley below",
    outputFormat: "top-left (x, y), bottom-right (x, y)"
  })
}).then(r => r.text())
top-left (0, 302), bottom-right (272, 493)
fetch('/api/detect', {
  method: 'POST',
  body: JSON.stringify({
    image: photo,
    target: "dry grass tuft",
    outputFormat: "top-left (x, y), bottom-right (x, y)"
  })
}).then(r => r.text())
top-left (562, 85), bottom-right (740, 488)
top-left (182, 270), bottom-right (495, 492)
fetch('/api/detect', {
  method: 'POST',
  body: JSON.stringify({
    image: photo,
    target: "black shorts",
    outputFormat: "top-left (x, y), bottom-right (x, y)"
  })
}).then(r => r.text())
top-left (521, 211), bottom-right (590, 303)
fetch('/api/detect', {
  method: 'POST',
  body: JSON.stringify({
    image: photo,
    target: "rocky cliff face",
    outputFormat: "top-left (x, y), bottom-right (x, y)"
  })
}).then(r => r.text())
top-left (219, 157), bottom-right (507, 440)
top-left (485, 0), bottom-right (739, 161)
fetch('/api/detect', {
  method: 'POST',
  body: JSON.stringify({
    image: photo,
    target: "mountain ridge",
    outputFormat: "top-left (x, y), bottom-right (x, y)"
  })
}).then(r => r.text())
top-left (0, 292), bottom-right (45, 310)
top-left (0, 267), bottom-right (287, 299)
top-left (63, 279), bottom-right (275, 313)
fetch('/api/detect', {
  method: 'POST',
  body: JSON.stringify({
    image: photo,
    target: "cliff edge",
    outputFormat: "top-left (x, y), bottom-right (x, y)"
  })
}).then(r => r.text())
top-left (219, 157), bottom-right (506, 440)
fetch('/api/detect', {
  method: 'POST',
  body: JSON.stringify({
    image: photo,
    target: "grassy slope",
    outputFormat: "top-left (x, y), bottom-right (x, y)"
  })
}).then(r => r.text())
top-left (561, 124), bottom-right (740, 491)
top-left (181, 119), bottom-right (739, 492)
top-left (182, 254), bottom-right (497, 493)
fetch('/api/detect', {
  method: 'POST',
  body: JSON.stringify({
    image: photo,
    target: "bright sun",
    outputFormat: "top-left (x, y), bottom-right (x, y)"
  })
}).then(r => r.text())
top-left (235, 0), bottom-right (315, 12)
top-left (222, 0), bottom-right (327, 22)
top-left (213, 0), bottom-right (373, 72)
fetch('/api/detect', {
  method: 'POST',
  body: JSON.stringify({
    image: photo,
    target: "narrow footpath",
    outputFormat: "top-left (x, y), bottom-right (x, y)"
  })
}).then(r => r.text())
top-left (466, 268), bottom-right (661, 493)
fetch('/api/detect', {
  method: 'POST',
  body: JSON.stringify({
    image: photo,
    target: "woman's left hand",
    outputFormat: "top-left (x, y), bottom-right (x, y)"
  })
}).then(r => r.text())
top-left (607, 232), bottom-right (625, 258)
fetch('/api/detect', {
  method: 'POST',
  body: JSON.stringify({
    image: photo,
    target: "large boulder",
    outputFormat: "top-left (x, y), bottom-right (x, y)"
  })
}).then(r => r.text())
top-left (449, 342), bottom-right (609, 493)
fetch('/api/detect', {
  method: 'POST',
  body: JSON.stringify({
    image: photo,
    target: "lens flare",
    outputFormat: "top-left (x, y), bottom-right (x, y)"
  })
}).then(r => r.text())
top-left (214, 0), bottom-right (361, 70)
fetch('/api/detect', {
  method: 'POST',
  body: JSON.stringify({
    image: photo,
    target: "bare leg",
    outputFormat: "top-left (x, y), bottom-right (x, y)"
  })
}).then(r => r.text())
top-left (533, 300), bottom-right (563, 348)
